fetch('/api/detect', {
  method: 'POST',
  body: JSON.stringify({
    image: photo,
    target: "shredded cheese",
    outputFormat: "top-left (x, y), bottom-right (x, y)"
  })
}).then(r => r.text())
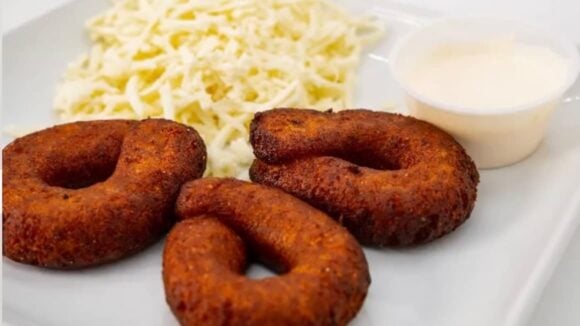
top-left (53, 0), bottom-right (384, 177)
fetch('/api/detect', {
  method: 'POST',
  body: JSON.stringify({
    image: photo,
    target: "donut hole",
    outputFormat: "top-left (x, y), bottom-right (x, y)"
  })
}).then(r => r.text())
top-left (242, 239), bottom-right (291, 279)
top-left (336, 138), bottom-right (413, 171)
top-left (42, 154), bottom-right (119, 189)
top-left (339, 150), bottom-right (401, 171)
top-left (245, 263), bottom-right (278, 279)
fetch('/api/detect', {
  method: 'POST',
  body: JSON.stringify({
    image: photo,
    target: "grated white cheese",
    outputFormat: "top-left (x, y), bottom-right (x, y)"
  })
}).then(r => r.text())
top-left (53, 0), bottom-right (384, 177)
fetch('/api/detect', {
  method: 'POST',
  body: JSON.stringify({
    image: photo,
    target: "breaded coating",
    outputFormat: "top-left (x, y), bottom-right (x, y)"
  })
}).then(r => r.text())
top-left (165, 178), bottom-right (370, 326)
top-left (3, 119), bottom-right (207, 268)
top-left (250, 108), bottom-right (479, 246)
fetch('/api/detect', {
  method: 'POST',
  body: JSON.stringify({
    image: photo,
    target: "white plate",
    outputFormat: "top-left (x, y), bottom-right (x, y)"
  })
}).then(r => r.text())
top-left (3, 1), bottom-right (580, 326)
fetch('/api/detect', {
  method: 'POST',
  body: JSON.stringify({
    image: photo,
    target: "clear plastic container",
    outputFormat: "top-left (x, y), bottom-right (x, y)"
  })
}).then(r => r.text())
top-left (390, 18), bottom-right (580, 168)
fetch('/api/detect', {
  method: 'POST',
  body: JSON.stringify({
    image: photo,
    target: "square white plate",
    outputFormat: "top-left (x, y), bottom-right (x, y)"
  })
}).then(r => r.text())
top-left (3, 1), bottom-right (580, 325)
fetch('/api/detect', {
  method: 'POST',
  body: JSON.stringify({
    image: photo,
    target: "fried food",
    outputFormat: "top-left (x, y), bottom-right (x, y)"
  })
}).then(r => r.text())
top-left (3, 119), bottom-right (206, 268)
top-left (164, 178), bottom-right (369, 326)
top-left (249, 108), bottom-right (479, 246)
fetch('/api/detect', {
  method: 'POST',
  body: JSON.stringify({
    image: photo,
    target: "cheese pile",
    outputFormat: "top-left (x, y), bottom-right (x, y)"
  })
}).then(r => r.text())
top-left (54, 0), bottom-right (384, 177)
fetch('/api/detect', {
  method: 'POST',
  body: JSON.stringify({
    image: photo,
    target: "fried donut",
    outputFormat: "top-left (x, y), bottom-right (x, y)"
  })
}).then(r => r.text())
top-left (3, 119), bottom-right (206, 268)
top-left (249, 108), bottom-right (479, 246)
top-left (164, 178), bottom-right (369, 326)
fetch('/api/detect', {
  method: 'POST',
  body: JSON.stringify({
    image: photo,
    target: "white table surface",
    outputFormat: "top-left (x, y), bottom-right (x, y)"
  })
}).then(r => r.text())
top-left (2, 1), bottom-right (580, 326)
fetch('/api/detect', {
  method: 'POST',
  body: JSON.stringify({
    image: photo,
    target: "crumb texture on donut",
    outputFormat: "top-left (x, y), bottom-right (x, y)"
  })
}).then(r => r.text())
top-left (165, 178), bottom-right (369, 326)
top-left (2, 119), bottom-right (207, 268)
top-left (250, 108), bottom-right (479, 246)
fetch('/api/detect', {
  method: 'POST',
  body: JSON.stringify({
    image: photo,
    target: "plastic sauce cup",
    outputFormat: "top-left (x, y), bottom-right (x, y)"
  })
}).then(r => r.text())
top-left (390, 18), bottom-right (580, 169)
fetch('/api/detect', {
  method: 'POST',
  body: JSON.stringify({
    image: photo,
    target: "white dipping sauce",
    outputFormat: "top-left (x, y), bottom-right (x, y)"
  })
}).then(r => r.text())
top-left (404, 39), bottom-right (569, 111)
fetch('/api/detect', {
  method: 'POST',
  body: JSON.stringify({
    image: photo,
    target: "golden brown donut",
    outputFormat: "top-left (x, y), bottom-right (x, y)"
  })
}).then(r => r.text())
top-left (249, 108), bottom-right (479, 246)
top-left (164, 178), bottom-right (369, 326)
top-left (3, 119), bottom-right (206, 268)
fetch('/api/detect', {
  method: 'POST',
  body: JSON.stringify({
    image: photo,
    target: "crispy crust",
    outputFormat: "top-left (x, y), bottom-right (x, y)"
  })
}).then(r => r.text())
top-left (2, 119), bottom-right (207, 268)
top-left (249, 108), bottom-right (479, 246)
top-left (165, 178), bottom-right (370, 326)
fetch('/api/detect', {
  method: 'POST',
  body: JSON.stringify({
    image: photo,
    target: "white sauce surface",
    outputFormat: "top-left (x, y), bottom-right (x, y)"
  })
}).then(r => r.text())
top-left (405, 39), bottom-right (568, 111)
